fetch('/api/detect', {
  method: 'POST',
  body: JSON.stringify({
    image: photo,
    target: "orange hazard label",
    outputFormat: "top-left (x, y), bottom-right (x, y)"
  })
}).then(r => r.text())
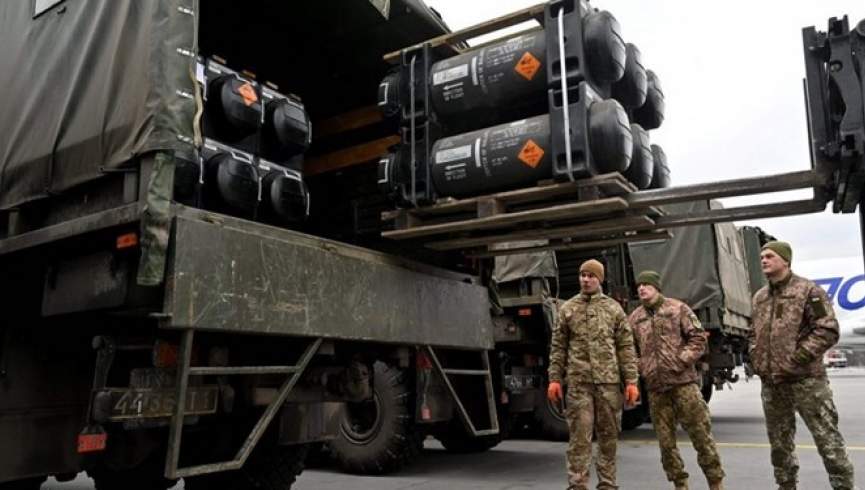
top-left (518, 139), bottom-right (545, 168)
top-left (515, 52), bottom-right (542, 81)
top-left (237, 82), bottom-right (258, 107)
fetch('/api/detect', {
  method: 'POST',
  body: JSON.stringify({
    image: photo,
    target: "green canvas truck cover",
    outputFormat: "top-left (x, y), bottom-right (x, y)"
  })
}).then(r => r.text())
top-left (0, 0), bottom-right (451, 211)
top-left (628, 201), bottom-right (753, 331)
top-left (0, 0), bottom-right (196, 210)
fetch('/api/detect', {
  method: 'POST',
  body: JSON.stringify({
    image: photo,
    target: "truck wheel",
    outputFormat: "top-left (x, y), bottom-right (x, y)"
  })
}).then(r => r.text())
top-left (0, 477), bottom-right (46, 490)
top-left (436, 422), bottom-right (502, 453)
top-left (184, 443), bottom-right (308, 490)
top-left (701, 381), bottom-right (714, 403)
top-left (700, 373), bottom-right (714, 403)
top-left (621, 405), bottom-right (647, 431)
top-left (328, 362), bottom-right (422, 474)
top-left (532, 397), bottom-right (569, 441)
top-left (88, 452), bottom-right (177, 490)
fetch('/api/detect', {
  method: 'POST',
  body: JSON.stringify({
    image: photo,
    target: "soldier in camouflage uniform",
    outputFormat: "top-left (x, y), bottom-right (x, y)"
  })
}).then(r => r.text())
top-left (749, 241), bottom-right (854, 490)
top-left (548, 259), bottom-right (640, 490)
top-left (628, 270), bottom-right (725, 490)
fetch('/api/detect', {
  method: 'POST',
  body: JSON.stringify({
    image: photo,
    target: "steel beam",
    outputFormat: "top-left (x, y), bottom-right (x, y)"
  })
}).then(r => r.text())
top-left (625, 171), bottom-right (821, 208)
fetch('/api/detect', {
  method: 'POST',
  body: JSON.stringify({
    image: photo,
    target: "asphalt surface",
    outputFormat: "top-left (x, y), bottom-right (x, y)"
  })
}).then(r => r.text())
top-left (45, 369), bottom-right (865, 490)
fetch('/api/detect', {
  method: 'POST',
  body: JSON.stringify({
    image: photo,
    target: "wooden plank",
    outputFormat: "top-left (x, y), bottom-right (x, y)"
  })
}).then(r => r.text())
top-left (395, 173), bottom-right (631, 219)
top-left (315, 105), bottom-right (384, 139)
top-left (476, 197), bottom-right (505, 218)
top-left (465, 26), bottom-right (544, 53)
top-left (381, 197), bottom-right (629, 240)
top-left (489, 173), bottom-right (631, 204)
top-left (467, 231), bottom-right (673, 258)
top-left (383, 3), bottom-right (547, 63)
top-left (595, 174), bottom-right (636, 196)
top-left (304, 135), bottom-right (400, 176)
top-left (426, 215), bottom-right (655, 250)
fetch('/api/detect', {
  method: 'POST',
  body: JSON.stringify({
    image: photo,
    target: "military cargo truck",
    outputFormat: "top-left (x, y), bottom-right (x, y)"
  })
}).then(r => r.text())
top-left (1, 0), bottom-right (862, 486)
top-left (0, 1), bottom-right (501, 488)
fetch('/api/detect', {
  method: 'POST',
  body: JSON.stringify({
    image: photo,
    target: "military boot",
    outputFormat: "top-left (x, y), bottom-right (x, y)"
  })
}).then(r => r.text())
top-left (673, 481), bottom-right (688, 490)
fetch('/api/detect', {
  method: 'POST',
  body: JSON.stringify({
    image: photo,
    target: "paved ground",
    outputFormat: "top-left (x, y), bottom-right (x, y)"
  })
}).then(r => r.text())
top-left (46, 369), bottom-right (865, 489)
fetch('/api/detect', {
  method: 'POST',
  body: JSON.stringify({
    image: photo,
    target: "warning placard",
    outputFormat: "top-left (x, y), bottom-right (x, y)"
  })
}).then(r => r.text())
top-left (515, 52), bottom-right (542, 81)
top-left (518, 139), bottom-right (545, 168)
top-left (237, 82), bottom-right (259, 107)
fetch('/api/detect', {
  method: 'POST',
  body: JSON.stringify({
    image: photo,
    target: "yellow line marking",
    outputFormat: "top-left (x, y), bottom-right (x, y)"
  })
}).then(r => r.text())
top-left (625, 440), bottom-right (865, 452)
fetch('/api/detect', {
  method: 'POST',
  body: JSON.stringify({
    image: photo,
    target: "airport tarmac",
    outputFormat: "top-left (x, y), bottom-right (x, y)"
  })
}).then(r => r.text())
top-left (46, 369), bottom-right (864, 489)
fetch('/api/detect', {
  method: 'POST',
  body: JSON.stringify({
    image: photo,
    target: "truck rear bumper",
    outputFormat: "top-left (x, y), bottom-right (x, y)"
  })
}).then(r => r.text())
top-left (162, 206), bottom-right (494, 349)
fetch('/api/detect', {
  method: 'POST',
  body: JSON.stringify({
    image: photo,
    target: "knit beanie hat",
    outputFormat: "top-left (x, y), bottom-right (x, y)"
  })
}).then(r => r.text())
top-left (636, 270), bottom-right (662, 291)
top-left (762, 241), bottom-right (792, 264)
top-left (579, 259), bottom-right (605, 282)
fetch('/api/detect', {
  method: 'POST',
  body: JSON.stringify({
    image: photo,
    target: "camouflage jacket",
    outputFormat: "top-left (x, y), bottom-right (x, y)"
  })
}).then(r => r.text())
top-left (628, 295), bottom-right (707, 393)
top-left (748, 272), bottom-right (839, 384)
top-left (548, 292), bottom-right (639, 386)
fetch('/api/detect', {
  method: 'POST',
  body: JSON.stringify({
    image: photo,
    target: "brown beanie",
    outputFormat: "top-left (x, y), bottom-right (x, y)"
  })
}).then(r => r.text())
top-left (579, 259), bottom-right (605, 282)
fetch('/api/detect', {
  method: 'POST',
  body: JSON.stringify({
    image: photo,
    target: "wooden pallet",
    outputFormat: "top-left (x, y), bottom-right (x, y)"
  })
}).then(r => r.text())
top-left (380, 173), bottom-right (666, 253)
top-left (466, 230), bottom-right (673, 259)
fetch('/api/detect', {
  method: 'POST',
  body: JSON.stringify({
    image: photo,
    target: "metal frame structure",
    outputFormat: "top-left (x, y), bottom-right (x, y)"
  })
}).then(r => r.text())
top-left (424, 346), bottom-right (500, 437)
top-left (164, 332), bottom-right (322, 479)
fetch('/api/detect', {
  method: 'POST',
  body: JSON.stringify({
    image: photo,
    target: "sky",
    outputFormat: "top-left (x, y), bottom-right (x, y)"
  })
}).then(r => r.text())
top-left (424, 0), bottom-right (865, 264)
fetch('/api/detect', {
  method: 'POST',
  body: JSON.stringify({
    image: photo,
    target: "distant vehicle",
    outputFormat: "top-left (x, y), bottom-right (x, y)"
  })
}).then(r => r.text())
top-left (824, 350), bottom-right (849, 369)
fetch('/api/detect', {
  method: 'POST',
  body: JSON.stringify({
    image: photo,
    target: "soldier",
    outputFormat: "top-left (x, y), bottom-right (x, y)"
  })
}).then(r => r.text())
top-left (547, 259), bottom-right (640, 490)
top-left (749, 241), bottom-right (855, 490)
top-left (628, 270), bottom-right (725, 490)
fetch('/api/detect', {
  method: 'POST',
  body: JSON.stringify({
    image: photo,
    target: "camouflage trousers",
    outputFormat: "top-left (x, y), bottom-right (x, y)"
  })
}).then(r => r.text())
top-left (761, 377), bottom-right (854, 490)
top-left (565, 383), bottom-right (622, 490)
top-left (647, 383), bottom-right (725, 485)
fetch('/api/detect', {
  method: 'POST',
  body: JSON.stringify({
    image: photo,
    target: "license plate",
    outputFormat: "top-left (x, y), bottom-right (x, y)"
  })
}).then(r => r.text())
top-left (104, 386), bottom-right (219, 421)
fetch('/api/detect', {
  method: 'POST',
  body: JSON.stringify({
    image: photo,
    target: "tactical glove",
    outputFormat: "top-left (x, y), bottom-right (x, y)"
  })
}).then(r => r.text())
top-left (624, 383), bottom-right (640, 407)
top-left (547, 381), bottom-right (563, 403)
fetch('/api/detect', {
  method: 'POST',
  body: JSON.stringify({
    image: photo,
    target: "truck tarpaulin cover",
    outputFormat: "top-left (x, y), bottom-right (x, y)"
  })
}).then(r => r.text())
top-left (0, 0), bottom-right (195, 210)
top-left (492, 241), bottom-right (558, 283)
top-left (628, 201), bottom-right (752, 318)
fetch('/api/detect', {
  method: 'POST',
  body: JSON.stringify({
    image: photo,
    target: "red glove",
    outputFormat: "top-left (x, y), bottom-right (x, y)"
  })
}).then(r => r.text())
top-left (624, 383), bottom-right (640, 407)
top-left (547, 381), bottom-right (563, 403)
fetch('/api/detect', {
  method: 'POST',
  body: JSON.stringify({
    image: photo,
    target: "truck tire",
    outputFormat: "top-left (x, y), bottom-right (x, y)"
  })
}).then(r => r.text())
top-left (88, 452), bottom-right (177, 490)
top-left (701, 380), bottom-right (714, 403)
top-left (184, 443), bottom-right (308, 490)
top-left (0, 477), bottom-right (46, 490)
top-left (532, 398), bottom-right (569, 441)
top-left (435, 419), bottom-right (502, 453)
top-left (328, 362), bottom-right (422, 474)
top-left (621, 405), bottom-right (647, 431)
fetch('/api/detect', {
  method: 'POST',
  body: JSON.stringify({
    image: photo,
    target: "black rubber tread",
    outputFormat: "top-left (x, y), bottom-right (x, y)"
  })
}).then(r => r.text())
top-left (621, 404), bottom-right (648, 431)
top-left (0, 477), bottom-right (46, 490)
top-left (436, 428), bottom-right (502, 453)
top-left (328, 362), bottom-right (423, 475)
top-left (184, 443), bottom-right (308, 490)
top-left (88, 452), bottom-right (177, 490)
top-left (533, 397), bottom-right (570, 442)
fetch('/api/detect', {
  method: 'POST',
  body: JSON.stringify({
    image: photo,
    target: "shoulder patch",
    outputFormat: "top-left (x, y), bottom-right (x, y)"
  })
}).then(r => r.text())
top-left (809, 295), bottom-right (828, 319)
top-left (688, 312), bottom-right (703, 330)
